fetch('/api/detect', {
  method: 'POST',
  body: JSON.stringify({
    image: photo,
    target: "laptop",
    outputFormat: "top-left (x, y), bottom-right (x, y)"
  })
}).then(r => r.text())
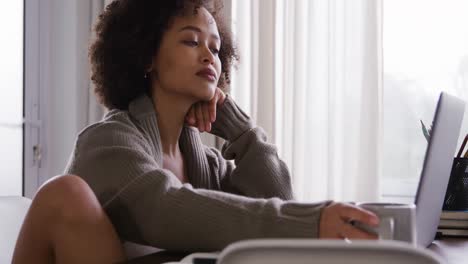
top-left (414, 92), bottom-right (465, 247)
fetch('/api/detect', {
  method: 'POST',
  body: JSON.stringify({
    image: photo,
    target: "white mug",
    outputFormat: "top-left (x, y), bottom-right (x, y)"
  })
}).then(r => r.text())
top-left (354, 202), bottom-right (417, 246)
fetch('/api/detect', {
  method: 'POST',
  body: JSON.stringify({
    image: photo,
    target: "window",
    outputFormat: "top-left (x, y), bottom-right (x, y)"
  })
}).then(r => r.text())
top-left (231, 0), bottom-right (382, 202)
top-left (0, 1), bottom-right (24, 195)
top-left (382, 0), bottom-right (468, 202)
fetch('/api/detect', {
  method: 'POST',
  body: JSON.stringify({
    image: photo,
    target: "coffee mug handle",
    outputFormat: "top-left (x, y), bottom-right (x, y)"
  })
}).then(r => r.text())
top-left (379, 217), bottom-right (395, 240)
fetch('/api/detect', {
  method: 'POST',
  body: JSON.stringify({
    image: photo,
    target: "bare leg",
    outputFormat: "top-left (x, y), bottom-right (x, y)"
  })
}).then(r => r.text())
top-left (12, 175), bottom-right (125, 264)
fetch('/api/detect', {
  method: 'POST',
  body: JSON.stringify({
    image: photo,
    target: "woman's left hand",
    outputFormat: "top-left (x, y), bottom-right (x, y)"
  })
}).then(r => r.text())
top-left (185, 88), bottom-right (226, 132)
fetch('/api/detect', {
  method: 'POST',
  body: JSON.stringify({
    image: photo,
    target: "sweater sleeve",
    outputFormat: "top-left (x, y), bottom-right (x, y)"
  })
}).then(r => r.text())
top-left (65, 120), bottom-right (330, 252)
top-left (209, 95), bottom-right (295, 200)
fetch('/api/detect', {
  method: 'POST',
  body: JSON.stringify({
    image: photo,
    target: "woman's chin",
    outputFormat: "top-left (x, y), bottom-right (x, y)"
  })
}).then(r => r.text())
top-left (196, 86), bottom-right (217, 101)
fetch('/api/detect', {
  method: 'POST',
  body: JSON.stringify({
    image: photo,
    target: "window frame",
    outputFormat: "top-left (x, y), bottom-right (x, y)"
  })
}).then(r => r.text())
top-left (24, 0), bottom-right (51, 198)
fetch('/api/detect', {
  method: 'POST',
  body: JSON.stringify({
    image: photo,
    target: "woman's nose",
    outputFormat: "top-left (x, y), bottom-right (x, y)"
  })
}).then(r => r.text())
top-left (201, 46), bottom-right (215, 65)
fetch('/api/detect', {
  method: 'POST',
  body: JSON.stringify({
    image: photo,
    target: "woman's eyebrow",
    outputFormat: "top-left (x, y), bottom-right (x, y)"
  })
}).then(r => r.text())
top-left (178, 25), bottom-right (220, 41)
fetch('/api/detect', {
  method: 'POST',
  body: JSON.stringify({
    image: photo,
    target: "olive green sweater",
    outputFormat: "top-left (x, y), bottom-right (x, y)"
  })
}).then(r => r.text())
top-left (65, 94), bottom-right (330, 252)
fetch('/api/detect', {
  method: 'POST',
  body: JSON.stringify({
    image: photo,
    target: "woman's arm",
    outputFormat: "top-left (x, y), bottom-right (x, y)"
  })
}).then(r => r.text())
top-left (65, 121), bottom-right (326, 252)
top-left (206, 95), bottom-right (294, 200)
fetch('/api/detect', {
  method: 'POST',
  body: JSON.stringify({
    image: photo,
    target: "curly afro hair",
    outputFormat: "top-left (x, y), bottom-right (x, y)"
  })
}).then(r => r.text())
top-left (90, 0), bottom-right (239, 110)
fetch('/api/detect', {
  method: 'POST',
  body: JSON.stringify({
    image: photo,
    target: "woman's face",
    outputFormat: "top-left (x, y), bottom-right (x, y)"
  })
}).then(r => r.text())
top-left (151, 7), bottom-right (222, 102)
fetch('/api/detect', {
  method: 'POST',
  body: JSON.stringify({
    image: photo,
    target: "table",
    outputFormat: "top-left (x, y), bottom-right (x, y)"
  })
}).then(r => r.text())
top-left (429, 238), bottom-right (468, 264)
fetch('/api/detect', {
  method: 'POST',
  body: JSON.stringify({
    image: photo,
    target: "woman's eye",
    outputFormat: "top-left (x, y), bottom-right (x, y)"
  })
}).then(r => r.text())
top-left (184, 40), bottom-right (198, 46)
top-left (211, 48), bottom-right (220, 55)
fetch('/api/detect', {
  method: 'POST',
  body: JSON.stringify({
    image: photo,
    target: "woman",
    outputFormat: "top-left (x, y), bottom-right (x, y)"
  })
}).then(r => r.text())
top-left (13, 0), bottom-right (379, 263)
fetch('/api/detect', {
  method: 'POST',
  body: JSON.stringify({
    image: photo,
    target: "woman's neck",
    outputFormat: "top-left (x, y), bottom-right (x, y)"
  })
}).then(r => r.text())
top-left (151, 85), bottom-right (195, 157)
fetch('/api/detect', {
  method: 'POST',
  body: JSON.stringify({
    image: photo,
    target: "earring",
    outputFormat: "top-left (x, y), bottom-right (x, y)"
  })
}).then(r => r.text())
top-left (144, 72), bottom-right (148, 79)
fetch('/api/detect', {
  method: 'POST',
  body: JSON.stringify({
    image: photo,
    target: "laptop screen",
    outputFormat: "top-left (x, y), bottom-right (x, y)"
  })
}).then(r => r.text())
top-left (414, 92), bottom-right (465, 247)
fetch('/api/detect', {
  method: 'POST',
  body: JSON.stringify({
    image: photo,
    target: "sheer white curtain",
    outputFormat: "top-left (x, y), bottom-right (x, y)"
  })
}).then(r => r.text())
top-left (78, 0), bottom-right (114, 128)
top-left (82, 0), bottom-right (111, 125)
top-left (230, 0), bottom-right (383, 202)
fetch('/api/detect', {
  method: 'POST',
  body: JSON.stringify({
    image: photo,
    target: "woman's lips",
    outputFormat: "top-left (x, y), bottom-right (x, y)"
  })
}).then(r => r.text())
top-left (196, 72), bottom-right (216, 82)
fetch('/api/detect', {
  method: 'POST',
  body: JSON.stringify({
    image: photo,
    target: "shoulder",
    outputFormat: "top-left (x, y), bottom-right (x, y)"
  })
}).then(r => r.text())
top-left (75, 110), bottom-right (150, 152)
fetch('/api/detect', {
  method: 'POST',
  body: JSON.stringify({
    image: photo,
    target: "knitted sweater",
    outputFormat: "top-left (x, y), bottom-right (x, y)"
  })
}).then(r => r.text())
top-left (64, 94), bottom-right (330, 252)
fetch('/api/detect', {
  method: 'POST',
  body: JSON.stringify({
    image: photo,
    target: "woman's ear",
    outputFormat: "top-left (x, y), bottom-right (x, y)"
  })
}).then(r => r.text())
top-left (146, 64), bottom-right (153, 74)
top-left (146, 54), bottom-right (160, 79)
top-left (145, 56), bottom-right (156, 74)
top-left (144, 63), bottom-right (154, 79)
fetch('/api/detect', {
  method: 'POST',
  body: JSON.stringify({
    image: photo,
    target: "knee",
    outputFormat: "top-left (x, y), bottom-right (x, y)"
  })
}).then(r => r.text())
top-left (34, 175), bottom-right (103, 224)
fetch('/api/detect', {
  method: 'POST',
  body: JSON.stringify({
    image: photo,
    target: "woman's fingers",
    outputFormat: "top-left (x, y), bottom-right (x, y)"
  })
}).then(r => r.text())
top-left (216, 88), bottom-right (226, 106)
top-left (195, 103), bottom-right (205, 132)
top-left (187, 88), bottom-right (226, 132)
top-left (339, 205), bottom-right (379, 227)
top-left (202, 103), bottom-right (211, 132)
top-left (186, 102), bottom-right (211, 132)
top-left (209, 88), bottom-right (224, 122)
top-left (319, 202), bottom-right (380, 240)
top-left (186, 106), bottom-right (196, 126)
top-left (209, 95), bottom-right (217, 123)
top-left (337, 204), bottom-right (379, 240)
top-left (340, 222), bottom-right (378, 240)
